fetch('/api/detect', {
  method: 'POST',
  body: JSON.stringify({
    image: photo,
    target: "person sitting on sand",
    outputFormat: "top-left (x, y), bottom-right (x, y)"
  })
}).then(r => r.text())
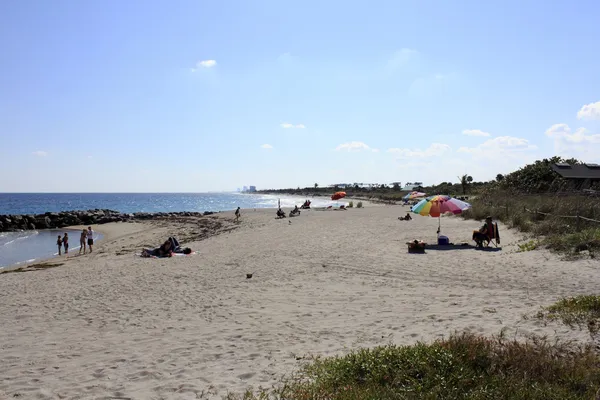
top-left (276, 208), bottom-right (286, 218)
top-left (398, 213), bottom-right (412, 221)
top-left (291, 205), bottom-right (300, 215)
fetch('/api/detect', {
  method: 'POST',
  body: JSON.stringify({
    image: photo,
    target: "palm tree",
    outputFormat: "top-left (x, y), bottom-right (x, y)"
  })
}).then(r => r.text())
top-left (458, 174), bottom-right (473, 195)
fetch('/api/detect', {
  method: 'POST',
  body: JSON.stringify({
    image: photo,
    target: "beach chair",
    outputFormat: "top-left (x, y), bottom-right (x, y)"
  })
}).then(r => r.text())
top-left (484, 222), bottom-right (500, 247)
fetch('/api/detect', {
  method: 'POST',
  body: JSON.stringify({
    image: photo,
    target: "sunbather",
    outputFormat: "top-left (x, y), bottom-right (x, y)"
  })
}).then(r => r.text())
top-left (276, 208), bottom-right (286, 218)
top-left (399, 213), bottom-right (412, 221)
top-left (141, 237), bottom-right (191, 257)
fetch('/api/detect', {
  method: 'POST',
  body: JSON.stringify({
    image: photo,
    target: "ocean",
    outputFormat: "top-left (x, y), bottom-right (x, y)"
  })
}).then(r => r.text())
top-left (0, 193), bottom-right (344, 268)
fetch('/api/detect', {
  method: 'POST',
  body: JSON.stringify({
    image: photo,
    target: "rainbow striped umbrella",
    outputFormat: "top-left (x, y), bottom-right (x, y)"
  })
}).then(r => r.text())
top-left (403, 191), bottom-right (427, 200)
top-left (411, 195), bottom-right (471, 231)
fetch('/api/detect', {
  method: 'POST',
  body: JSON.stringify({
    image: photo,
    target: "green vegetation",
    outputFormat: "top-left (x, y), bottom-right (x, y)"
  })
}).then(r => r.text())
top-left (460, 156), bottom-right (600, 256)
top-left (356, 201), bottom-right (363, 209)
top-left (517, 239), bottom-right (540, 252)
top-left (228, 332), bottom-right (600, 400)
top-left (347, 201), bottom-right (354, 208)
top-left (537, 295), bottom-right (600, 336)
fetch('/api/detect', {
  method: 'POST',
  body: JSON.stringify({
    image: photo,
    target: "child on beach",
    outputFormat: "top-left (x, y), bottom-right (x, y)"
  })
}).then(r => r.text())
top-left (87, 226), bottom-right (94, 252)
top-left (63, 232), bottom-right (69, 254)
top-left (57, 235), bottom-right (63, 255)
top-left (235, 207), bottom-right (241, 221)
top-left (79, 229), bottom-right (87, 254)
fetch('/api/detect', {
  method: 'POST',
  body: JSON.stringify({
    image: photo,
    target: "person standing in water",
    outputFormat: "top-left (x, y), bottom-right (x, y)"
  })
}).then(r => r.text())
top-left (57, 235), bottom-right (63, 255)
top-left (63, 232), bottom-right (69, 254)
top-left (79, 229), bottom-right (87, 254)
top-left (87, 226), bottom-right (94, 252)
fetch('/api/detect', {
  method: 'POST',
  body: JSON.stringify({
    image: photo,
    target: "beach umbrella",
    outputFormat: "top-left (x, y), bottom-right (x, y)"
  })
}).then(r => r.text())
top-left (411, 195), bottom-right (471, 232)
top-left (331, 191), bottom-right (346, 200)
top-left (403, 191), bottom-right (426, 200)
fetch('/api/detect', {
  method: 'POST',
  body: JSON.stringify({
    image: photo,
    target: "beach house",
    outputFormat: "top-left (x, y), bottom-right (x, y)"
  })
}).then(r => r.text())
top-left (551, 162), bottom-right (600, 190)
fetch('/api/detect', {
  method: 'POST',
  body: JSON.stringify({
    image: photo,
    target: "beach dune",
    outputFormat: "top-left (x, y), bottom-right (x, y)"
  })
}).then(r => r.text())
top-left (1, 207), bottom-right (598, 398)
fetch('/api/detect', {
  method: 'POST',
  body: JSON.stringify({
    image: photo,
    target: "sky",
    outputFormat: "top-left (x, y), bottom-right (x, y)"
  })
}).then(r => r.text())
top-left (1, 0), bottom-right (600, 192)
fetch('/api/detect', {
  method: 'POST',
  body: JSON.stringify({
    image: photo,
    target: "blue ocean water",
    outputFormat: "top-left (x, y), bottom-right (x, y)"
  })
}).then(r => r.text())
top-left (0, 192), bottom-right (337, 215)
top-left (0, 193), bottom-right (344, 268)
top-left (0, 229), bottom-right (103, 268)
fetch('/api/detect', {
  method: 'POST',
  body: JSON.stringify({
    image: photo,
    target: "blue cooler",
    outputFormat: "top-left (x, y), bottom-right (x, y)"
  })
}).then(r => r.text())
top-left (438, 235), bottom-right (450, 245)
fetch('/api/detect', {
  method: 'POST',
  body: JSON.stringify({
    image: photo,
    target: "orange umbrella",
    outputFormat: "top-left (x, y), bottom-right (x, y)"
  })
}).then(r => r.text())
top-left (331, 191), bottom-right (346, 200)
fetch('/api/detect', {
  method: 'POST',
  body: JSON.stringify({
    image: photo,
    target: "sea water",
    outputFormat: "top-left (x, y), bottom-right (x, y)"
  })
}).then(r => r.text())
top-left (0, 193), bottom-right (344, 268)
top-left (0, 229), bottom-right (103, 268)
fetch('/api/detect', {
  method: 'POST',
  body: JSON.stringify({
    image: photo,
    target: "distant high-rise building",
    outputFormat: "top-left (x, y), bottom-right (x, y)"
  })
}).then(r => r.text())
top-left (249, 186), bottom-right (256, 192)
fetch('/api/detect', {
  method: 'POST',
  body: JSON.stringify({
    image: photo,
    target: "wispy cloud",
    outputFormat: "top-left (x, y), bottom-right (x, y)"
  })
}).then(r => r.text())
top-left (577, 101), bottom-right (600, 120)
top-left (335, 141), bottom-right (378, 152)
top-left (191, 59), bottom-right (217, 71)
top-left (458, 136), bottom-right (537, 159)
top-left (462, 129), bottom-right (491, 137)
top-left (260, 144), bottom-right (273, 150)
top-left (280, 123), bottom-right (306, 129)
top-left (545, 123), bottom-right (600, 161)
top-left (387, 143), bottom-right (450, 158)
top-left (32, 150), bottom-right (48, 157)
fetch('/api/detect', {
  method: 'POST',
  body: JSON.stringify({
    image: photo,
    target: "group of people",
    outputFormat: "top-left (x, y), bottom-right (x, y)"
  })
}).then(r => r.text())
top-left (56, 226), bottom-right (94, 255)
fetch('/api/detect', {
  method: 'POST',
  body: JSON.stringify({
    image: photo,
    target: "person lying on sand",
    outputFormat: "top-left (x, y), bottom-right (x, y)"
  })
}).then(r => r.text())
top-left (141, 237), bottom-right (191, 257)
top-left (398, 213), bottom-right (412, 221)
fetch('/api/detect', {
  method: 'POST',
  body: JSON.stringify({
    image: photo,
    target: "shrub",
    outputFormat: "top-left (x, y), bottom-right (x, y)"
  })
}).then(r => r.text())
top-left (229, 332), bottom-right (600, 399)
top-left (347, 201), bottom-right (354, 208)
top-left (537, 295), bottom-right (600, 336)
top-left (356, 201), bottom-right (363, 208)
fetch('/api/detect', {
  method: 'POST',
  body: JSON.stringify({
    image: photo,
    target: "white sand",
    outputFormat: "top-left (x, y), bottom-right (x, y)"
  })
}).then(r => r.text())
top-left (1, 206), bottom-right (599, 399)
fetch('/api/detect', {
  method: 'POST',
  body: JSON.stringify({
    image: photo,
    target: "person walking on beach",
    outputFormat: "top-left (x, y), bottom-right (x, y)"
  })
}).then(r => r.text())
top-left (63, 232), bottom-right (69, 254)
top-left (87, 226), bottom-right (94, 253)
top-left (79, 229), bottom-right (87, 254)
top-left (235, 207), bottom-right (241, 222)
top-left (57, 235), bottom-right (63, 255)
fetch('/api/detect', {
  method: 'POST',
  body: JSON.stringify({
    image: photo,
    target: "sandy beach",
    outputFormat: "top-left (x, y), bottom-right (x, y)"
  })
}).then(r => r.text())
top-left (1, 206), bottom-right (599, 399)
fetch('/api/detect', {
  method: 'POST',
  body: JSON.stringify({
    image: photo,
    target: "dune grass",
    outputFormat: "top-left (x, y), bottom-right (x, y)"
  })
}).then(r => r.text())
top-left (227, 332), bottom-right (600, 400)
top-left (461, 191), bottom-right (600, 257)
top-left (537, 295), bottom-right (600, 336)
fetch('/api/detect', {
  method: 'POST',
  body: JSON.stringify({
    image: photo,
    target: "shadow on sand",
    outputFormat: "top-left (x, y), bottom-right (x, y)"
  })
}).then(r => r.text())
top-left (425, 244), bottom-right (502, 252)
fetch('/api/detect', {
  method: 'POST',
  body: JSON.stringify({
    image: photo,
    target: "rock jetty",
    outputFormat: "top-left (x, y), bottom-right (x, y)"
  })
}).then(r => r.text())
top-left (0, 209), bottom-right (218, 232)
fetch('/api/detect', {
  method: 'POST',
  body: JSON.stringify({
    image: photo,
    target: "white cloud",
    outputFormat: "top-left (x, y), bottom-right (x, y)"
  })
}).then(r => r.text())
top-left (545, 123), bottom-right (600, 160)
top-left (462, 129), bottom-right (491, 137)
top-left (191, 59), bottom-right (216, 71)
top-left (280, 123), bottom-right (306, 129)
top-left (335, 141), bottom-right (378, 152)
top-left (260, 144), bottom-right (273, 150)
top-left (387, 143), bottom-right (451, 158)
top-left (577, 101), bottom-right (600, 120)
top-left (457, 136), bottom-right (537, 158)
top-left (32, 150), bottom-right (48, 157)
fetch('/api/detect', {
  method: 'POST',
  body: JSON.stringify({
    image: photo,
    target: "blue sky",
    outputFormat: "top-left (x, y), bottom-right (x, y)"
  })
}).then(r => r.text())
top-left (1, 0), bottom-right (599, 192)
